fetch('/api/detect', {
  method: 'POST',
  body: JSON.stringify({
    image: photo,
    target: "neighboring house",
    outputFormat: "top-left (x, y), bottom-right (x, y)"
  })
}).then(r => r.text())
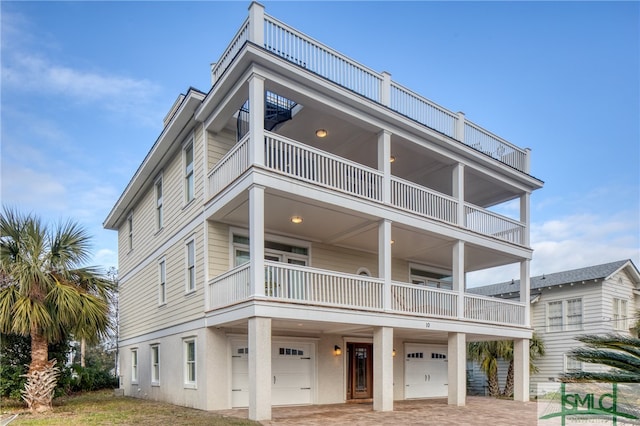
top-left (103, 2), bottom-right (544, 421)
top-left (468, 259), bottom-right (640, 395)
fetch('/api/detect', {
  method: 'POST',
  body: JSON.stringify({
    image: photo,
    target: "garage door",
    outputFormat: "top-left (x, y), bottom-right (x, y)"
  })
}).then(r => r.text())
top-left (404, 344), bottom-right (448, 399)
top-left (231, 341), bottom-right (314, 407)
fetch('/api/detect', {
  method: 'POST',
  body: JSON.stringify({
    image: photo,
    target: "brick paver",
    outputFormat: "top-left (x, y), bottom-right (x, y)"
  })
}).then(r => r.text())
top-left (216, 397), bottom-right (540, 425)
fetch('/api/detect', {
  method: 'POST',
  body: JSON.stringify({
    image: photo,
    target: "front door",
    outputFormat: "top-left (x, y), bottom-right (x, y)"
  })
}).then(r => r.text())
top-left (347, 343), bottom-right (373, 400)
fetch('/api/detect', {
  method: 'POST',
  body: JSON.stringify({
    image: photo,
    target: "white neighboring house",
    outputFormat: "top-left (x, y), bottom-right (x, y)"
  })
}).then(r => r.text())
top-left (467, 259), bottom-right (640, 395)
top-left (103, 2), bottom-right (544, 421)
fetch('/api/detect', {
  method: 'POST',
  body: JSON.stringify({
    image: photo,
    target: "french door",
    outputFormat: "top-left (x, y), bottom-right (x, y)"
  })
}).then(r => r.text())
top-left (347, 343), bottom-right (373, 400)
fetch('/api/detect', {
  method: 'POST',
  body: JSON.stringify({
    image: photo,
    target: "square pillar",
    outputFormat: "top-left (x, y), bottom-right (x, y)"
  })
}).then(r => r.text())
top-left (248, 74), bottom-right (265, 166)
top-left (248, 317), bottom-right (271, 420)
top-left (378, 219), bottom-right (392, 310)
top-left (377, 130), bottom-right (391, 204)
top-left (452, 163), bottom-right (465, 226)
top-left (452, 240), bottom-right (465, 319)
top-left (249, 185), bottom-right (265, 296)
top-left (520, 260), bottom-right (531, 327)
top-left (247, 2), bottom-right (265, 46)
top-left (520, 193), bottom-right (530, 246)
top-left (447, 332), bottom-right (466, 406)
top-left (373, 326), bottom-right (394, 411)
top-left (513, 338), bottom-right (530, 402)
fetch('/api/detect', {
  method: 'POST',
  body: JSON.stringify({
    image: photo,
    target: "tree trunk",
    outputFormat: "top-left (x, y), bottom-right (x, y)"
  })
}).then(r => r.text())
top-left (24, 332), bottom-right (58, 412)
top-left (81, 338), bottom-right (86, 367)
top-left (502, 360), bottom-right (514, 397)
top-left (487, 370), bottom-right (500, 397)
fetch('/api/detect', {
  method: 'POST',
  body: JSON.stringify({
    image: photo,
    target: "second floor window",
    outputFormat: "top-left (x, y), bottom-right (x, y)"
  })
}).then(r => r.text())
top-left (155, 177), bottom-right (163, 230)
top-left (184, 142), bottom-right (194, 203)
top-left (547, 298), bottom-right (582, 332)
top-left (613, 298), bottom-right (628, 330)
top-left (186, 240), bottom-right (195, 292)
top-left (159, 259), bottom-right (166, 304)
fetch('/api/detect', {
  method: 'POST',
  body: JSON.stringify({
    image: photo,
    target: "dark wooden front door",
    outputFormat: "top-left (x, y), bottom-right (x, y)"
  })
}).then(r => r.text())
top-left (347, 343), bottom-right (373, 400)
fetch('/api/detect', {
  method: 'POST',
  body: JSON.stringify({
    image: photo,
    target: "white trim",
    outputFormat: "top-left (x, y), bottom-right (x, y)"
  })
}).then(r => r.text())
top-left (150, 344), bottom-right (160, 385)
top-left (183, 338), bottom-right (197, 388)
top-left (356, 267), bottom-right (371, 276)
top-left (185, 238), bottom-right (196, 293)
top-left (158, 257), bottom-right (167, 306)
top-left (183, 135), bottom-right (195, 205)
top-left (131, 348), bottom-right (139, 384)
top-left (154, 173), bottom-right (164, 232)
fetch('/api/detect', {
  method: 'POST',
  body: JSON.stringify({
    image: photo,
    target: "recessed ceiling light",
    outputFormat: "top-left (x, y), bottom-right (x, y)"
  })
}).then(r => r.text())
top-left (315, 129), bottom-right (328, 138)
top-left (290, 216), bottom-right (303, 224)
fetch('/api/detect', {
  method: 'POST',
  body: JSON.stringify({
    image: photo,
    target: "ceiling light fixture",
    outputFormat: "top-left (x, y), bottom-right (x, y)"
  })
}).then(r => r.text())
top-left (315, 129), bottom-right (328, 138)
top-left (290, 216), bottom-right (303, 224)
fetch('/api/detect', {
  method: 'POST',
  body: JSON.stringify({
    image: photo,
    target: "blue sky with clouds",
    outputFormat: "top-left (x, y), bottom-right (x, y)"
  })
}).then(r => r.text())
top-left (1, 1), bottom-right (638, 285)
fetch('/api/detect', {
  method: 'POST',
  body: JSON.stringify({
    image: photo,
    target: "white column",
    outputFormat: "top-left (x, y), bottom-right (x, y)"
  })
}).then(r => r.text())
top-left (249, 185), bottom-right (265, 297)
top-left (247, 1), bottom-right (265, 46)
top-left (513, 338), bottom-right (530, 402)
top-left (378, 130), bottom-right (391, 204)
top-left (381, 71), bottom-right (392, 107)
top-left (248, 317), bottom-right (271, 420)
top-left (373, 326), bottom-right (394, 411)
top-left (447, 332), bottom-right (466, 406)
top-left (249, 74), bottom-right (265, 166)
top-left (520, 193), bottom-right (530, 246)
top-left (205, 327), bottom-right (230, 410)
top-left (520, 260), bottom-right (531, 327)
top-left (452, 163), bottom-right (465, 226)
top-left (452, 240), bottom-right (465, 319)
top-left (524, 147), bottom-right (531, 174)
top-left (379, 219), bottom-right (392, 310)
top-left (456, 111), bottom-right (465, 143)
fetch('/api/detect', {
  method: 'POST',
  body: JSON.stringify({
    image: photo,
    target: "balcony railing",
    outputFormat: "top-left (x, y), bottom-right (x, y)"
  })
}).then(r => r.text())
top-left (207, 131), bottom-right (526, 246)
top-left (208, 262), bottom-right (526, 327)
top-left (210, 6), bottom-right (530, 174)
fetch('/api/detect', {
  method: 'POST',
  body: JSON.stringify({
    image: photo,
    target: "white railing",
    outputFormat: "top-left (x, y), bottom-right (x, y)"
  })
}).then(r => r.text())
top-left (389, 83), bottom-right (458, 139)
top-left (264, 261), bottom-right (384, 310)
top-left (464, 204), bottom-right (525, 245)
top-left (264, 132), bottom-right (383, 202)
top-left (209, 264), bottom-right (251, 309)
top-left (264, 16), bottom-right (383, 102)
top-left (207, 134), bottom-right (251, 198)
top-left (464, 293), bottom-right (525, 325)
top-left (464, 121), bottom-right (528, 172)
top-left (391, 177), bottom-right (458, 225)
top-left (211, 18), bottom-right (250, 84)
top-left (391, 282), bottom-right (458, 318)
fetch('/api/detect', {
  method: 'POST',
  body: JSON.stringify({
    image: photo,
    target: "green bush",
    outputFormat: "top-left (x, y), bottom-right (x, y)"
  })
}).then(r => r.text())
top-left (0, 364), bottom-right (26, 399)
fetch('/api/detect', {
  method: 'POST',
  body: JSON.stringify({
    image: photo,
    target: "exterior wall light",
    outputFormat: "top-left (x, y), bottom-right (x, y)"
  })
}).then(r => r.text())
top-left (390, 156), bottom-right (396, 163)
top-left (315, 129), bottom-right (328, 138)
top-left (334, 345), bottom-right (342, 356)
top-left (392, 348), bottom-right (397, 357)
top-left (290, 216), bottom-right (303, 224)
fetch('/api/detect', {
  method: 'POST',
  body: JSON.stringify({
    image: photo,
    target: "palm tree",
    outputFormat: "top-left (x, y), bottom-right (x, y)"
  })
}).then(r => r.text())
top-left (501, 333), bottom-right (545, 397)
top-left (562, 334), bottom-right (640, 383)
top-left (0, 208), bottom-right (113, 412)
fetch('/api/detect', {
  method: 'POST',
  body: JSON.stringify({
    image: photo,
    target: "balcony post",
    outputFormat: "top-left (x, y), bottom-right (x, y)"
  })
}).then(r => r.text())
top-left (456, 111), bottom-right (465, 143)
top-left (248, 73), bottom-right (265, 166)
top-left (378, 130), bottom-right (392, 204)
top-left (452, 163), bottom-right (465, 226)
top-left (249, 185), bottom-right (265, 297)
top-left (520, 192), bottom-right (530, 246)
top-left (379, 219), bottom-right (392, 310)
top-left (520, 259), bottom-right (531, 327)
top-left (381, 71), bottom-right (391, 106)
top-left (248, 1), bottom-right (265, 46)
top-left (452, 240), bottom-right (465, 319)
top-left (524, 147), bottom-right (531, 174)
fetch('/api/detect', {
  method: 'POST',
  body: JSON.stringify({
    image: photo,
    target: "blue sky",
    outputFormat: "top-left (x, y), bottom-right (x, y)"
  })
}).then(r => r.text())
top-left (1, 1), bottom-right (638, 286)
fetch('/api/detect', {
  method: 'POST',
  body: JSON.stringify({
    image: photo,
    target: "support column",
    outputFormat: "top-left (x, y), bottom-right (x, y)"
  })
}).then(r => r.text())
top-left (456, 111), bottom-right (465, 143)
top-left (520, 260), bottom-right (531, 327)
top-left (520, 193), bottom-right (530, 247)
top-left (249, 185), bottom-right (265, 296)
top-left (373, 326), bottom-right (394, 411)
top-left (247, 1), bottom-right (265, 46)
top-left (381, 72), bottom-right (392, 107)
top-left (513, 338), bottom-right (530, 402)
top-left (248, 74), bottom-right (265, 166)
top-left (379, 219), bottom-right (392, 310)
top-left (452, 163), bottom-right (465, 226)
top-left (378, 130), bottom-right (391, 204)
top-left (447, 332), bottom-right (466, 406)
top-left (248, 317), bottom-right (271, 420)
top-left (452, 240), bottom-right (465, 319)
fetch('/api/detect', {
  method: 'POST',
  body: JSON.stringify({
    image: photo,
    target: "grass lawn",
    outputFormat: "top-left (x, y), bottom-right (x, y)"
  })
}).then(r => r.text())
top-left (0, 389), bottom-right (258, 425)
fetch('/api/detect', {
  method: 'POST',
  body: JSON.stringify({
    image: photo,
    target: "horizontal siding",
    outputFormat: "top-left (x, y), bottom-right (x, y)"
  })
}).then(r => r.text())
top-left (208, 222), bottom-right (230, 279)
top-left (602, 270), bottom-right (637, 333)
top-left (207, 129), bottom-right (236, 172)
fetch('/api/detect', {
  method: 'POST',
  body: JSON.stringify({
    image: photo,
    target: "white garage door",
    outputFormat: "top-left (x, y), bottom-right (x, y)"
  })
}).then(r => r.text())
top-left (231, 341), bottom-right (314, 407)
top-left (404, 344), bottom-right (448, 399)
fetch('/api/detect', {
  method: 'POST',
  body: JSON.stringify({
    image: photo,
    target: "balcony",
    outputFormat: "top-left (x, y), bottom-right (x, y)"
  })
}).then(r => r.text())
top-left (207, 131), bottom-right (526, 246)
top-left (208, 261), bottom-right (526, 327)
top-left (210, 7), bottom-right (531, 174)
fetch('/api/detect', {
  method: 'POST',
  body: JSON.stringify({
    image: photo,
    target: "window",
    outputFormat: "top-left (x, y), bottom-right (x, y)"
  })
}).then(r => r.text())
top-left (186, 240), bottom-right (195, 292)
top-left (410, 266), bottom-right (452, 290)
top-left (127, 214), bottom-right (133, 251)
top-left (613, 298), bottom-right (628, 330)
top-left (184, 142), bottom-right (194, 203)
top-left (131, 349), bottom-right (138, 383)
top-left (159, 259), bottom-right (166, 304)
top-left (184, 339), bottom-right (196, 386)
top-left (155, 177), bottom-right (163, 230)
top-left (565, 354), bottom-right (582, 373)
top-left (547, 298), bottom-right (582, 332)
top-left (232, 234), bottom-right (309, 267)
top-left (151, 345), bottom-right (160, 384)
